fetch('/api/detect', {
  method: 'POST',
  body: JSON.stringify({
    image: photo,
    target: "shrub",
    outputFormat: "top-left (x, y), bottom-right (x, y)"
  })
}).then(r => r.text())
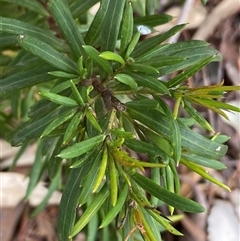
top-left (1, 0), bottom-right (239, 240)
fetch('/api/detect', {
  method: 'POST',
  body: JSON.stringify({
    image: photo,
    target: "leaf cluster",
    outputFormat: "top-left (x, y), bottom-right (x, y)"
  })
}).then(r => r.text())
top-left (0, 0), bottom-right (239, 241)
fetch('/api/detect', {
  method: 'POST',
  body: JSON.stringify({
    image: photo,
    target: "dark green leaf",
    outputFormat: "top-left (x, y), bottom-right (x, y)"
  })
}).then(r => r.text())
top-left (48, 0), bottom-right (85, 59)
top-left (183, 100), bottom-right (214, 132)
top-left (119, 1), bottom-right (134, 55)
top-left (70, 0), bottom-right (99, 19)
top-left (0, 65), bottom-right (54, 98)
top-left (124, 139), bottom-right (169, 161)
top-left (100, 0), bottom-right (125, 51)
top-left (2, 0), bottom-right (49, 16)
top-left (127, 72), bottom-right (170, 95)
top-left (156, 97), bottom-right (181, 163)
top-left (84, 0), bottom-right (110, 45)
top-left (134, 14), bottom-right (173, 27)
top-left (132, 172), bottom-right (205, 213)
top-left (41, 108), bottom-right (77, 137)
top-left (17, 35), bottom-right (78, 74)
top-left (0, 17), bottom-right (67, 52)
top-left (126, 107), bottom-right (227, 159)
top-left (70, 186), bottom-right (109, 238)
top-left (181, 153), bottom-right (226, 170)
top-left (132, 24), bottom-right (186, 58)
top-left (167, 55), bottom-right (217, 88)
top-left (57, 164), bottom-right (92, 241)
top-left (11, 106), bottom-right (69, 146)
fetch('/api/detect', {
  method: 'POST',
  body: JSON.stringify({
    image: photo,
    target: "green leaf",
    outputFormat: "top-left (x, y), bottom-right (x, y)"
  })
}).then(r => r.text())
top-left (17, 35), bottom-right (78, 74)
top-left (0, 66), bottom-right (54, 98)
top-left (82, 45), bottom-right (113, 75)
top-left (58, 134), bottom-right (105, 159)
top-left (127, 62), bottom-right (159, 74)
top-left (132, 173), bottom-right (205, 213)
top-left (70, 0), bottom-right (99, 19)
top-left (0, 17), bottom-right (67, 52)
top-left (78, 149), bottom-right (103, 205)
top-left (124, 139), bottom-right (169, 161)
top-left (2, 0), bottom-right (49, 16)
top-left (99, 51), bottom-right (125, 65)
top-left (127, 107), bottom-right (227, 159)
top-left (119, 1), bottom-right (134, 55)
top-left (48, 71), bottom-right (78, 79)
top-left (127, 72), bottom-right (170, 95)
top-left (147, 209), bottom-right (183, 236)
top-left (181, 158), bottom-right (230, 191)
top-left (63, 112), bottom-right (83, 145)
top-left (114, 73), bottom-right (138, 90)
top-left (41, 108), bottom-right (77, 137)
top-left (100, 183), bottom-right (128, 228)
top-left (156, 97), bottom-right (181, 164)
top-left (85, 107), bottom-right (102, 133)
top-left (57, 165), bottom-right (92, 241)
top-left (125, 31), bottom-right (141, 59)
top-left (194, 98), bottom-right (240, 112)
top-left (48, 0), bottom-right (85, 59)
top-left (70, 80), bottom-right (85, 107)
top-left (70, 186), bottom-right (109, 238)
top-left (100, 0), bottom-right (125, 51)
top-left (134, 14), bottom-right (173, 27)
top-left (11, 106), bottom-right (69, 146)
top-left (84, 0), bottom-right (110, 45)
top-left (181, 153), bottom-right (226, 170)
top-left (132, 24), bottom-right (186, 58)
top-left (125, 98), bottom-right (159, 110)
top-left (167, 55), bottom-right (218, 88)
top-left (38, 92), bottom-right (79, 107)
top-left (139, 56), bottom-right (185, 68)
top-left (183, 100), bottom-right (214, 132)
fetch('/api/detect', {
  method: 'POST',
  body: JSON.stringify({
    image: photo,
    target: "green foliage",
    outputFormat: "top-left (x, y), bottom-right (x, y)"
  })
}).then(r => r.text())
top-left (1, 0), bottom-right (239, 240)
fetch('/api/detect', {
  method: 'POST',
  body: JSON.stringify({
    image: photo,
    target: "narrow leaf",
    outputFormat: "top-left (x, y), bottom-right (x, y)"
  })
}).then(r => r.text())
top-left (39, 92), bottom-right (78, 107)
top-left (2, 0), bottom-right (49, 16)
top-left (58, 134), bottom-right (105, 159)
top-left (17, 35), bottom-right (78, 74)
top-left (181, 158), bottom-right (230, 191)
top-left (167, 55), bottom-right (217, 88)
top-left (57, 165), bottom-right (92, 241)
top-left (119, 1), bottom-right (134, 55)
top-left (48, 0), bottom-right (85, 59)
top-left (41, 108), bottom-right (77, 137)
top-left (0, 17), bottom-right (67, 52)
top-left (132, 24), bottom-right (186, 58)
top-left (100, 183), bottom-right (128, 228)
top-left (70, 186), bottom-right (109, 238)
top-left (100, 0), bottom-right (125, 51)
top-left (0, 66), bottom-right (54, 97)
top-left (181, 153), bottom-right (226, 170)
top-left (132, 173), bottom-right (205, 213)
top-left (83, 45), bottom-right (113, 75)
top-left (127, 72), bottom-right (170, 95)
top-left (134, 14), bottom-right (173, 26)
